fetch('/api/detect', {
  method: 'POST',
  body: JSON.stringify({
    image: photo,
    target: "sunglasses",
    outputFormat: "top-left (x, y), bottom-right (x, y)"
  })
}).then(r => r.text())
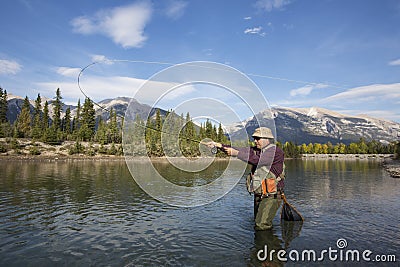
top-left (253, 137), bottom-right (263, 141)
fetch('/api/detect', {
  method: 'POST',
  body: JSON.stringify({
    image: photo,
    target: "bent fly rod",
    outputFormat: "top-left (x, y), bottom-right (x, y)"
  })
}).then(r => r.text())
top-left (77, 62), bottom-right (224, 154)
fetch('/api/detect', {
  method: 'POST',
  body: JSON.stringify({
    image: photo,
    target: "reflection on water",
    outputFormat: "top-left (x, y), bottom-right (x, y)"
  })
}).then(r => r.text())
top-left (250, 222), bottom-right (303, 267)
top-left (127, 158), bottom-right (248, 207)
top-left (0, 159), bottom-right (399, 266)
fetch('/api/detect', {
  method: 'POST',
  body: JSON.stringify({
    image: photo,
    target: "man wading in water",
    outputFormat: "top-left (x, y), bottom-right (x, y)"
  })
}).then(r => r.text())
top-left (209, 127), bottom-right (285, 230)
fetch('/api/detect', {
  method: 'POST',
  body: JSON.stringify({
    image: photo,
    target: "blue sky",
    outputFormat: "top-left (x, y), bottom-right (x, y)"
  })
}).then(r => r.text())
top-left (1, 0), bottom-right (400, 122)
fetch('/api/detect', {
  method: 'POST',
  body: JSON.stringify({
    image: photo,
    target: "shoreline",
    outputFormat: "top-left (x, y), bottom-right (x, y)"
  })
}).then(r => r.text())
top-left (1, 153), bottom-right (399, 178)
top-left (0, 153), bottom-right (394, 161)
top-left (300, 153), bottom-right (391, 160)
top-left (382, 157), bottom-right (400, 178)
top-left (0, 154), bottom-right (126, 162)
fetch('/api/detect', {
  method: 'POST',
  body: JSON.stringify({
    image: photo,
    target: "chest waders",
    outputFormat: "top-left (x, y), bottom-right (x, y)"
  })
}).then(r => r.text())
top-left (246, 144), bottom-right (285, 230)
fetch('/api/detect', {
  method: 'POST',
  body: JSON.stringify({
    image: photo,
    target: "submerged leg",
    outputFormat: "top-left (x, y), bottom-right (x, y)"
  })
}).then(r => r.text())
top-left (254, 197), bottom-right (281, 231)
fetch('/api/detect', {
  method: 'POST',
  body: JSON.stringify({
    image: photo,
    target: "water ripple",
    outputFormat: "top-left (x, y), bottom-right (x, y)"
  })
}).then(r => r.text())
top-left (1, 160), bottom-right (399, 266)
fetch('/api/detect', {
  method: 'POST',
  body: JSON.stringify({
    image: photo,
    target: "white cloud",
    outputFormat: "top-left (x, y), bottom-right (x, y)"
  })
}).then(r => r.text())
top-left (244, 26), bottom-right (262, 34)
top-left (71, 1), bottom-right (152, 48)
top-left (290, 84), bottom-right (328, 97)
top-left (244, 26), bottom-right (265, 36)
top-left (0, 59), bottom-right (22, 75)
top-left (71, 17), bottom-right (96, 34)
top-left (56, 67), bottom-right (81, 78)
top-left (255, 0), bottom-right (291, 12)
top-left (290, 85), bottom-right (313, 97)
top-left (388, 58), bottom-right (400, 66)
top-left (244, 16), bottom-right (252, 20)
top-left (91, 54), bottom-right (114, 64)
top-left (165, 0), bottom-right (188, 20)
top-left (322, 83), bottom-right (400, 103)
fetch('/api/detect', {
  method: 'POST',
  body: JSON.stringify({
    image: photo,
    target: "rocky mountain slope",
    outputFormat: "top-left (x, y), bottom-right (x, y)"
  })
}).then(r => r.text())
top-left (227, 107), bottom-right (400, 144)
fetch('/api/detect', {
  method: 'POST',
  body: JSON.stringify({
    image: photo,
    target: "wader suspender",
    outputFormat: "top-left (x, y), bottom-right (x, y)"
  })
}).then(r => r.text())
top-left (260, 144), bottom-right (285, 197)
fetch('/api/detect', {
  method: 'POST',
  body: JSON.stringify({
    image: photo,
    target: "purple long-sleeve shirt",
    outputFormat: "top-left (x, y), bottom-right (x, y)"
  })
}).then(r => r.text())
top-left (224, 144), bottom-right (284, 177)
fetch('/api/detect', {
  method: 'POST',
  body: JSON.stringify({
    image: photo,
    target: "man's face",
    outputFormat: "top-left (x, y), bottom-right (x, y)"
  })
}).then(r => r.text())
top-left (253, 137), bottom-right (269, 149)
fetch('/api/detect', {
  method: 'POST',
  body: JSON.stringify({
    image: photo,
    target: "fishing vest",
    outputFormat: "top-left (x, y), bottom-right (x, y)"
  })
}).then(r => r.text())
top-left (247, 144), bottom-right (285, 195)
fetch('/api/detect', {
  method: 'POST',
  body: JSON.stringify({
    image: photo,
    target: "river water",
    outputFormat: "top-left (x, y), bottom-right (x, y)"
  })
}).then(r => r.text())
top-left (0, 159), bottom-right (399, 266)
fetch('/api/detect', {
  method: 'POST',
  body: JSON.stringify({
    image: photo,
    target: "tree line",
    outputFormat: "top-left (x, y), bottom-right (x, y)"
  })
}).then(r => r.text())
top-left (279, 139), bottom-right (397, 159)
top-left (0, 88), bottom-right (121, 145)
top-left (0, 88), bottom-right (229, 157)
top-left (0, 87), bottom-right (398, 158)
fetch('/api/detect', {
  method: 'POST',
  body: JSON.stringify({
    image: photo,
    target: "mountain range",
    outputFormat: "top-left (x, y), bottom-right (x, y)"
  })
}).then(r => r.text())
top-left (6, 94), bottom-right (400, 145)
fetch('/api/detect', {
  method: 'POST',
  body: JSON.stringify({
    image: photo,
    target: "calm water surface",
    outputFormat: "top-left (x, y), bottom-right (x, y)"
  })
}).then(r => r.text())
top-left (0, 159), bottom-right (399, 266)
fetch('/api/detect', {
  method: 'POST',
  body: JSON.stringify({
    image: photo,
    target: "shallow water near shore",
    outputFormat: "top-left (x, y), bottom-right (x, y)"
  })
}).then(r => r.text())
top-left (0, 159), bottom-right (399, 266)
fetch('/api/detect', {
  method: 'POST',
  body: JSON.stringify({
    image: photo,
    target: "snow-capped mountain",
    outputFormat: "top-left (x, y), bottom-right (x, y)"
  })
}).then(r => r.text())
top-left (227, 107), bottom-right (400, 144)
top-left (94, 97), bottom-right (170, 121)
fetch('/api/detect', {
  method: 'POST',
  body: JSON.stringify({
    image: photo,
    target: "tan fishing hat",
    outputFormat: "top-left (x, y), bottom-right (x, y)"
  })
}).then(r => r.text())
top-left (252, 127), bottom-right (274, 139)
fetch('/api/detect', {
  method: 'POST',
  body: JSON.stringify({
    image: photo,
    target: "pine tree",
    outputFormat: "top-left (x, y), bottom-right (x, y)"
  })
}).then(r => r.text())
top-left (52, 88), bottom-right (63, 131)
top-left (95, 116), bottom-right (108, 145)
top-left (71, 99), bottom-right (81, 138)
top-left (109, 108), bottom-right (119, 143)
top-left (42, 101), bottom-right (50, 129)
top-left (31, 94), bottom-right (42, 139)
top-left (132, 113), bottom-right (144, 143)
top-left (64, 107), bottom-right (72, 136)
top-left (43, 93), bottom-right (60, 144)
top-left (205, 119), bottom-right (214, 139)
top-left (395, 141), bottom-right (400, 159)
top-left (75, 99), bottom-right (81, 130)
top-left (39, 100), bottom-right (50, 142)
top-left (0, 88), bottom-right (8, 123)
top-left (145, 116), bottom-right (153, 155)
top-left (179, 112), bottom-right (196, 156)
top-left (283, 141), bottom-right (300, 158)
top-left (217, 123), bottom-right (227, 143)
top-left (152, 109), bottom-right (163, 156)
top-left (16, 96), bottom-right (31, 138)
top-left (128, 114), bottom-right (145, 156)
top-left (0, 88), bottom-right (10, 138)
top-left (79, 97), bottom-right (96, 141)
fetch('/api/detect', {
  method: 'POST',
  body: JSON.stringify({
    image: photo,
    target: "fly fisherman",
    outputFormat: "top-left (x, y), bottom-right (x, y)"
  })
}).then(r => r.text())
top-left (209, 127), bottom-right (285, 231)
